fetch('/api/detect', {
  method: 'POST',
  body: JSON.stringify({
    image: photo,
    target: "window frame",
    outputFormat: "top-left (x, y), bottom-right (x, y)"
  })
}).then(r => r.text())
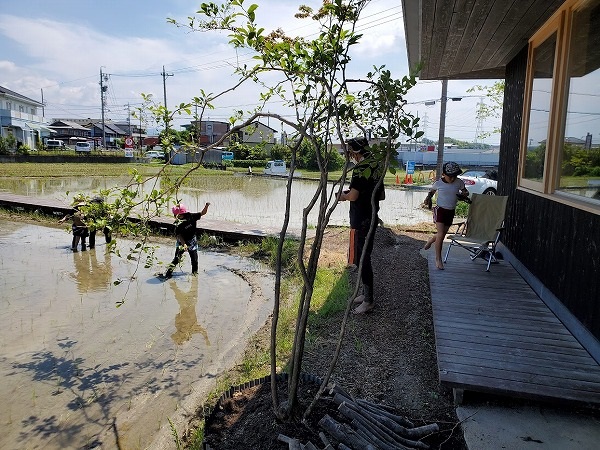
top-left (519, 0), bottom-right (599, 215)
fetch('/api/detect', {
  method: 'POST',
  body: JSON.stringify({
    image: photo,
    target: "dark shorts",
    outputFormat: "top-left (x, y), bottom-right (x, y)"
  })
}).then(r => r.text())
top-left (433, 206), bottom-right (455, 226)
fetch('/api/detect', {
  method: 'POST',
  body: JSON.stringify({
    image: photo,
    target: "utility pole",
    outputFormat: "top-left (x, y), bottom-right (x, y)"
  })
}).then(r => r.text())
top-left (40, 88), bottom-right (45, 117)
top-left (161, 65), bottom-right (173, 133)
top-left (100, 68), bottom-right (108, 149)
top-left (139, 114), bottom-right (143, 149)
top-left (194, 103), bottom-right (200, 145)
top-left (436, 79), bottom-right (448, 178)
top-left (475, 96), bottom-right (484, 146)
top-left (125, 103), bottom-right (132, 136)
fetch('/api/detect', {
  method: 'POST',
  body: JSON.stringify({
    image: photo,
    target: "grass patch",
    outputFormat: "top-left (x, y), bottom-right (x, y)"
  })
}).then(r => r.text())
top-left (184, 241), bottom-right (351, 449)
top-left (0, 162), bottom-right (237, 179)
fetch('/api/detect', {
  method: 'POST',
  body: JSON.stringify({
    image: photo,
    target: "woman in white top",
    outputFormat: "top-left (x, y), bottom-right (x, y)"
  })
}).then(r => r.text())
top-left (423, 162), bottom-right (469, 270)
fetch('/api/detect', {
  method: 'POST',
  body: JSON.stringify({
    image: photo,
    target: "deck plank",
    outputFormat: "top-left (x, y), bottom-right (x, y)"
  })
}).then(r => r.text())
top-left (428, 246), bottom-right (600, 405)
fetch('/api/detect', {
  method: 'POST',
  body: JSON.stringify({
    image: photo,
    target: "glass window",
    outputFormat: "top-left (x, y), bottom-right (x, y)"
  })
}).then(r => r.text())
top-left (559, 0), bottom-right (600, 203)
top-left (524, 32), bottom-right (557, 182)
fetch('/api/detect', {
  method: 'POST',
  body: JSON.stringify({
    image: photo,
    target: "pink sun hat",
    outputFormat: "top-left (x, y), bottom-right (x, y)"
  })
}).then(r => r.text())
top-left (172, 204), bottom-right (188, 215)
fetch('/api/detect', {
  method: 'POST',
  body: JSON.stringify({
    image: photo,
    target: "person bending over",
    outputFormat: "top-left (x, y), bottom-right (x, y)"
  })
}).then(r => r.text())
top-left (163, 202), bottom-right (210, 279)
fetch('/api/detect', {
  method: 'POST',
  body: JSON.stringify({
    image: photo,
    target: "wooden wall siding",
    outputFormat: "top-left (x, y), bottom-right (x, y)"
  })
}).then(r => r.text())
top-left (498, 46), bottom-right (528, 197)
top-left (507, 194), bottom-right (600, 338)
top-left (419, 0), bottom-right (564, 79)
top-left (499, 46), bottom-right (600, 340)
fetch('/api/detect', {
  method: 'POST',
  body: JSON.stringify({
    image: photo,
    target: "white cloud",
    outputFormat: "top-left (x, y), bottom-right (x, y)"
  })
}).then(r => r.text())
top-left (0, 2), bottom-right (502, 142)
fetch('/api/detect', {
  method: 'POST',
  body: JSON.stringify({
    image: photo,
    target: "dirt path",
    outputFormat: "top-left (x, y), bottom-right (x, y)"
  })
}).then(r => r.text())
top-left (201, 225), bottom-right (467, 449)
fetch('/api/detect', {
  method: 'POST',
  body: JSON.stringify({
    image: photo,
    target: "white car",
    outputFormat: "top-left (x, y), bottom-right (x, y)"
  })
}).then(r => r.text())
top-left (46, 139), bottom-right (65, 149)
top-left (145, 151), bottom-right (164, 160)
top-left (75, 141), bottom-right (92, 152)
top-left (459, 170), bottom-right (498, 196)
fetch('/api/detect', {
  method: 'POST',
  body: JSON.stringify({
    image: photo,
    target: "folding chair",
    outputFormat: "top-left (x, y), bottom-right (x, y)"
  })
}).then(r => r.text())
top-left (443, 194), bottom-right (508, 271)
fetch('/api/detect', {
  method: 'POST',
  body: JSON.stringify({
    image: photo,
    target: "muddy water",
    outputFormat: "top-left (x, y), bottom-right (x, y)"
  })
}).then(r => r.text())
top-left (0, 220), bottom-right (274, 449)
top-left (0, 174), bottom-right (432, 227)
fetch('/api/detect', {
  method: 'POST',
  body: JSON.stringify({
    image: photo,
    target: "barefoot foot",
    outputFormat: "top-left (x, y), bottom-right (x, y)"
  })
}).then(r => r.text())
top-left (435, 260), bottom-right (444, 270)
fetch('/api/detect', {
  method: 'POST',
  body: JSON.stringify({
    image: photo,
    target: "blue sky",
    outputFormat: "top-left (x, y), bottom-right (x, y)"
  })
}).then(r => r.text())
top-left (0, 0), bottom-right (502, 143)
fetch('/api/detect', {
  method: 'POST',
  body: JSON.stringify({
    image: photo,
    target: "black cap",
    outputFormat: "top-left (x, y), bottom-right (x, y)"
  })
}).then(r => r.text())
top-left (346, 137), bottom-right (369, 154)
top-left (442, 161), bottom-right (463, 177)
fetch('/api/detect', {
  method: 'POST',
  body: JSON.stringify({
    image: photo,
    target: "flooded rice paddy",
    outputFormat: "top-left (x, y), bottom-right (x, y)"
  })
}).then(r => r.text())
top-left (0, 220), bottom-right (274, 449)
top-left (0, 174), bottom-right (432, 227)
top-left (0, 171), bottom-right (430, 448)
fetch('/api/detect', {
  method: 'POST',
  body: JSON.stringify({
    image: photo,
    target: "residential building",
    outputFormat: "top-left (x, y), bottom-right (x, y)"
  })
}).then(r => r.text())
top-left (183, 120), bottom-right (278, 149)
top-left (84, 121), bottom-right (127, 148)
top-left (52, 118), bottom-right (146, 147)
top-left (234, 121), bottom-right (277, 148)
top-left (185, 120), bottom-right (231, 146)
top-left (402, 0), bottom-right (600, 362)
top-left (0, 85), bottom-right (54, 149)
top-left (47, 120), bottom-right (91, 144)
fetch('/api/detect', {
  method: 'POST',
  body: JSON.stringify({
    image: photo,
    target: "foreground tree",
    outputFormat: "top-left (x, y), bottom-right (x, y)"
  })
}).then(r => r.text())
top-left (85, 0), bottom-right (423, 425)
top-left (179, 0), bottom-right (424, 422)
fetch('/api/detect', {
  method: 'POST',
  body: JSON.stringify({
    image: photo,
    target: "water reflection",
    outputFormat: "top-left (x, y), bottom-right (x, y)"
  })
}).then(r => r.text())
top-left (69, 246), bottom-right (113, 293)
top-left (0, 174), bottom-right (432, 227)
top-left (168, 277), bottom-right (210, 346)
top-left (0, 220), bottom-right (274, 450)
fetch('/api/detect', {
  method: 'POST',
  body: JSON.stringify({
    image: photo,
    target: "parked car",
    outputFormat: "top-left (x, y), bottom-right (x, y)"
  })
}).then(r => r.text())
top-left (46, 139), bottom-right (65, 149)
top-left (145, 151), bottom-right (164, 160)
top-left (75, 141), bottom-right (92, 152)
top-left (459, 170), bottom-right (498, 196)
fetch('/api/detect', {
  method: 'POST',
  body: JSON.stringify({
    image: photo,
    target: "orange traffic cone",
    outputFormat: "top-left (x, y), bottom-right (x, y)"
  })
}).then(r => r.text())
top-left (396, 174), bottom-right (400, 185)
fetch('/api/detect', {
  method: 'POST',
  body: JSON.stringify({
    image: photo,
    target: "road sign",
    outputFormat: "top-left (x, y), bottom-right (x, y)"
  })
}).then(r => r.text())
top-left (406, 160), bottom-right (416, 174)
top-left (125, 136), bottom-right (134, 149)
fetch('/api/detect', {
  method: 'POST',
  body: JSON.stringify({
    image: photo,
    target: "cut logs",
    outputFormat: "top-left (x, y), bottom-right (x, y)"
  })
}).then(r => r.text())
top-left (279, 390), bottom-right (440, 450)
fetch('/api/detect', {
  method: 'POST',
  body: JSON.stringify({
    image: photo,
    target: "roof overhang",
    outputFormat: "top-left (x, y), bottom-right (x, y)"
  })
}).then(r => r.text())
top-left (24, 123), bottom-right (56, 133)
top-left (402, 0), bottom-right (564, 80)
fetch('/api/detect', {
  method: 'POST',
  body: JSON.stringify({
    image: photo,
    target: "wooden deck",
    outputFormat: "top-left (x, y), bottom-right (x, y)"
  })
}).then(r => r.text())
top-left (427, 249), bottom-right (600, 406)
top-left (0, 193), bottom-right (307, 242)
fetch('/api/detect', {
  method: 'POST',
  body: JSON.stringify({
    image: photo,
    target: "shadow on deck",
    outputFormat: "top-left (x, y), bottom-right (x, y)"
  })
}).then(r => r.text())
top-left (426, 244), bottom-right (600, 406)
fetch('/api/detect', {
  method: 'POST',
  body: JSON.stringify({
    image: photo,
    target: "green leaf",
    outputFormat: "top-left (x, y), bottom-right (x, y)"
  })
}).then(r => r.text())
top-left (247, 4), bottom-right (258, 22)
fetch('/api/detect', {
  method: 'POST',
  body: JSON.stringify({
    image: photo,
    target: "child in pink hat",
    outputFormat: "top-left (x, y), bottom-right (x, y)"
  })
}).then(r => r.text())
top-left (162, 202), bottom-right (210, 279)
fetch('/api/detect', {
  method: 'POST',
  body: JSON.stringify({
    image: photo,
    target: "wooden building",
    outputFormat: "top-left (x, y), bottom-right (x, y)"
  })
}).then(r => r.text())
top-left (402, 0), bottom-right (599, 357)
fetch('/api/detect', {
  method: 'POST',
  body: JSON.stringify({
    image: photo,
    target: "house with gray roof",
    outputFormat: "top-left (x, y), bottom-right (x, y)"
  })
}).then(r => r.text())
top-left (0, 85), bottom-right (55, 149)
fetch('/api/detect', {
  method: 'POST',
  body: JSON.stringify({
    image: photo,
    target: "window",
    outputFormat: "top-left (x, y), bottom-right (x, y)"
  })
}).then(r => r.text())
top-left (523, 31), bottom-right (557, 184)
top-left (520, 0), bottom-right (600, 211)
top-left (558, 0), bottom-right (600, 202)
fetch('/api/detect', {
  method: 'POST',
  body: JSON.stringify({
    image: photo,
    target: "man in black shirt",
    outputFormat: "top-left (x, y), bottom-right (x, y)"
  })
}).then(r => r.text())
top-left (338, 137), bottom-right (385, 314)
top-left (164, 202), bottom-right (211, 279)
